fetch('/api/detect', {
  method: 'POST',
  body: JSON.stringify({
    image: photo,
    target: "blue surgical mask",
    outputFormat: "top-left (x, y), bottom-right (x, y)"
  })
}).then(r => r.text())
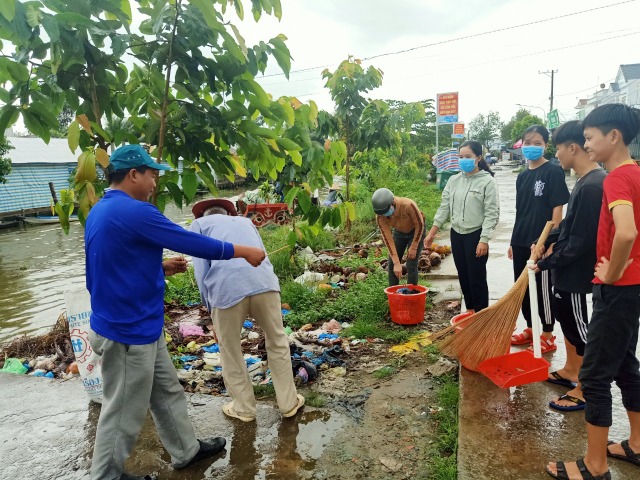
top-left (383, 206), bottom-right (395, 217)
top-left (458, 158), bottom-right (476, 173)
top-left (522, 145), bottom-right (545, 161)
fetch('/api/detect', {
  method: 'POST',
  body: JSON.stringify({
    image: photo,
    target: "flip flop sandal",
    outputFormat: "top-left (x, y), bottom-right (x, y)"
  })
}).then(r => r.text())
top-left (607, 439), bottom-right (640, 466)
top-left (546, 371), bottom-right (578, 388)
top-left (549, 394), bottom-right (586, 412)
top-left (546, 458), bottom-right (611, 479)
top-left (528, 335), bottom-right (557, 353)
top-left (511, 327), bottom-right (533, 345)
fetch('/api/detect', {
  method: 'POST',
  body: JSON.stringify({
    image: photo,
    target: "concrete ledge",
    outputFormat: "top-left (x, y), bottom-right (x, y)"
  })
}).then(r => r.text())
top-left (457, 367), bottom-right (637, 479)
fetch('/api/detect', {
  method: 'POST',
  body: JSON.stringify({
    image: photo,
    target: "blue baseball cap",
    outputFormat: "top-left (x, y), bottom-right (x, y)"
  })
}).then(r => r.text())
top-left (109, 144), bottom-right (172, 171)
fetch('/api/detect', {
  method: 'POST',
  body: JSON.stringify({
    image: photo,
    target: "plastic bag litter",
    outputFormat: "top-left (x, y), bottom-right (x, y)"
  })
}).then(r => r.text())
top-left (202, 344), bottom-right (220, 353)
top-left (321, 319), bottom-right (342, 333)
top-left (1, 358), bottom-right (27, 375)
top-left (294, 271), bottom-right (327, 285)
top-left (179, 323), bottom-right (205, 337)
top-left (389, 332), bottom-right (432, 355)
top-left (64, 288), bottom-right (103, 403)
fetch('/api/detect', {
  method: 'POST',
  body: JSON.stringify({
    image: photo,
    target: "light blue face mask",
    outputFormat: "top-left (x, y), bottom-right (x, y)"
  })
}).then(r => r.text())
top-left (383, 206), bottom-right (395, 217)
top-left (522, 145), bottom-right (545, 161)
top-left (458, 158), bottom-right (477, 173)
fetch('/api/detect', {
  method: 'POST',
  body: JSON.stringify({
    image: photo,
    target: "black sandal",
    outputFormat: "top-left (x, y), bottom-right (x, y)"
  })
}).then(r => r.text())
top-left (607, 439), bottom-right (640, 466)
top-left (546, 458), bottom-right (611, 479)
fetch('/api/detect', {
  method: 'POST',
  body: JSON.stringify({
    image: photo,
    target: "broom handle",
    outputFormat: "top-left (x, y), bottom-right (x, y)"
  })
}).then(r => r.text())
top-left (267, 245), bottom-right (290, 256)
top-left (529, 221), bottom-right (555, 261)
top-left (527, 260), bottom-right (542, 359)
top-left (527, 221), bottom-right (554, 359)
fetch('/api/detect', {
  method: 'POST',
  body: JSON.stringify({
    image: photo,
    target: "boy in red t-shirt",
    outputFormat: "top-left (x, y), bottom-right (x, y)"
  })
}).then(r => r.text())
top-left (547, 104), bottom-right (640, 479)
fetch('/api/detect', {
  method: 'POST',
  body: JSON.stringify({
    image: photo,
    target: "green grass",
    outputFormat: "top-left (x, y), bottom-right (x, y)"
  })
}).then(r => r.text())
top-left (253, 383), bottom-right (276, 397)
top-left (280, 269), bottom-right (413, 343)
top-left (372, 366), bottom-right (397, 379)
top-left (422, 343), bottom-right (440, 364)
top-left (428, 373), bottom-right (460, 480)
top-left (304, 391), bottom-right (328, 407)
top-left (164, 266), bottom-right (201, 305)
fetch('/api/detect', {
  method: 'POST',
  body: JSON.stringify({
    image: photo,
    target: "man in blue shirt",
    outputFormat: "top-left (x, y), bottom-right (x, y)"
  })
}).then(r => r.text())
top-left (190, 198), bottom-right (304, 423)
top-left (85, 144), bottom-right (265, 480)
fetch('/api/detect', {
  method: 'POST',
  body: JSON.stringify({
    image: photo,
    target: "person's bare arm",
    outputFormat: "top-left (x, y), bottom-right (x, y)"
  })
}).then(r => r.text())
top-left (551, 205), bottom-right (563, 228)
top-left (595, 205), bottom-right (637, 283)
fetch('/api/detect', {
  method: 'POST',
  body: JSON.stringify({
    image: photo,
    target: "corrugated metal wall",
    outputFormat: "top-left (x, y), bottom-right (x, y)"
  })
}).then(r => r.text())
top-left (0, 163), bottom-right (75, 214)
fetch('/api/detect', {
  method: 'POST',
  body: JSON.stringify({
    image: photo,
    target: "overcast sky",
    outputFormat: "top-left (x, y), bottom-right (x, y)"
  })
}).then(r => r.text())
top-left (236, 0), bottom-right (640, 125)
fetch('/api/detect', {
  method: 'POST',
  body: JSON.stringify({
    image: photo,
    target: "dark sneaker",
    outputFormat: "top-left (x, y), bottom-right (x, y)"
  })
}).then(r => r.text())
top-left (175, 437), bottom-right (227, 469)
top-left (118, 473), bottom-right (158, 480)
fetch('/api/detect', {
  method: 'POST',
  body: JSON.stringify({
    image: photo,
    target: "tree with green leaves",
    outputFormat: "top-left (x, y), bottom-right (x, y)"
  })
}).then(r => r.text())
top-left (501, 108), bottom-right (530, 144)
top-left (0, 137), bottom-right (12, 183)
top-left (468, 111), bottom-right (503, 150)
top-left (511, 113), bottom-right (546, 145)
top-left (322, 57), bottom-right (383, 205)
top-left (0, 0), bottom-right (348, 235)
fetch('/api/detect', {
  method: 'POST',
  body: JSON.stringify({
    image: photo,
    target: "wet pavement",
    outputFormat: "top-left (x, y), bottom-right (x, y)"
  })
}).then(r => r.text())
top-left (3, 167), bottom-right (640, 479)
top-left (457, 166), bottom-right (639, 479)
top-left (0, 373), bottom-right (347, 480)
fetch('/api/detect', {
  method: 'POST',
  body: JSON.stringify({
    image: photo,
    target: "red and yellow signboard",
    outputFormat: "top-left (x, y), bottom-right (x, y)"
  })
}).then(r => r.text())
top-left (453, 123), bottom-right (465, 135)
top-left (437, 92), bottom-right (459, 123)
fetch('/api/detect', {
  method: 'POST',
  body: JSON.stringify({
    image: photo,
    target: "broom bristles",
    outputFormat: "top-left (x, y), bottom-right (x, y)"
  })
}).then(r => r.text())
top-left (431, 221), bottom-right (554, 370)
top-left (434, 268), bottom-right (529, 370)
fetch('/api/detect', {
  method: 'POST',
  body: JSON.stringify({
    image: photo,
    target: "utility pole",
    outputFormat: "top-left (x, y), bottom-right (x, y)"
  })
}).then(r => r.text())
top-left (539, 70), bottom-right (558, 114)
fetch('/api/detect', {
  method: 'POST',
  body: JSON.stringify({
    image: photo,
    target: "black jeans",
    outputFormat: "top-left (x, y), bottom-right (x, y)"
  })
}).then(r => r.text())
top-left (580, 284), bottom-right (640, 427)
top-left (388, 228), bottom-right (426, 286)
top-left (450, 228), bottom-right (489, 311)
top-left (512, 245), bottom-right (555, 332)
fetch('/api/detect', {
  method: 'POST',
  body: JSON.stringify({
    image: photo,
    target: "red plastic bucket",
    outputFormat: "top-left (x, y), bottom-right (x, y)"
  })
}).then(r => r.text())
top-left (384, 284), bottom-right (428, 325)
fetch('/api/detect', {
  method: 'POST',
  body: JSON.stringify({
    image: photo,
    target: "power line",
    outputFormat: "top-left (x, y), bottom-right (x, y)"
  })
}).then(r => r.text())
top-left (554, 78), bottom-right (616, 97)
top-left (382, 31), bottom-right (640, 84)
top-left (362, 0), bottom-right (636, 62)
top-left (258, 0), bottom-right (637, 79)
top-left (278, 30), bottom-right (640, 100)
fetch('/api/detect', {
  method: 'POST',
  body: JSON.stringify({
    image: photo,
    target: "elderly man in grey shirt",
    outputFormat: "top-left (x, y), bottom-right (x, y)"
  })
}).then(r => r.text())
top-left (189, 198), bottom-right (304, 422)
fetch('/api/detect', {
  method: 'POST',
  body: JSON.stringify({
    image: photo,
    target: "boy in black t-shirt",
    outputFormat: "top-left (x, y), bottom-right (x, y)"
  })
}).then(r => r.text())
top-left (510, 125), bottom-right (570, 352)
top-left (533, 121), bottom-right (606, 412)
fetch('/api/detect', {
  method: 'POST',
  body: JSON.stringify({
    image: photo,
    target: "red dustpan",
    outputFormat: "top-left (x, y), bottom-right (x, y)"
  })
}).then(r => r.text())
top-left (479, 260), bottom-right (550, 388)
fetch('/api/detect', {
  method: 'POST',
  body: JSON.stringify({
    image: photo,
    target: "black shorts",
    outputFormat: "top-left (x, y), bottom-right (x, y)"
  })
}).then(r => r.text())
top-left (551, 288), bottom-right (589, 355)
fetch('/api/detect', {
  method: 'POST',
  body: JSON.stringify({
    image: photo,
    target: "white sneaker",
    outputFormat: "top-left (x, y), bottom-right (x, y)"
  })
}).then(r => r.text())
top-left (222, 402), bottom-right (255, 422)
top-left (283, 394), bottom-right (305, 418)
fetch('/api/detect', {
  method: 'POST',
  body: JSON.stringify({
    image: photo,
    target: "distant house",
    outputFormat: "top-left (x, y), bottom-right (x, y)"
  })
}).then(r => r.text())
top-left (575, 63), bottom-right (640, 159)
top-left (0, 137), bottom-right (77, 218)
top-left (575, 63), bottom-right (640, 120)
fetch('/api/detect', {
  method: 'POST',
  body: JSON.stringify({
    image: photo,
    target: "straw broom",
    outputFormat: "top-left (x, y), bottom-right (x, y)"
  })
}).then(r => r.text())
top-left (432, 221), bottom-right (554, 370)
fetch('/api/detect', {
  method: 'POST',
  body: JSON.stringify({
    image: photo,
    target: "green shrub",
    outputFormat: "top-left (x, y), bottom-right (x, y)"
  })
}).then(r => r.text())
top-left (164, 266), bottom-right (201, 305)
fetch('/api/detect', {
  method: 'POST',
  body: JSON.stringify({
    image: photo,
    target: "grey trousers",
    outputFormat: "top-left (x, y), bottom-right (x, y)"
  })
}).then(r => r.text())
top-left (89, 332), bottom-right (200, 480)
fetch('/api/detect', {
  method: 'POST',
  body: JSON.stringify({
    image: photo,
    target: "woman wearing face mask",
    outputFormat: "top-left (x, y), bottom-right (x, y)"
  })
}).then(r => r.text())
top-left (509, 125), bottom-right (570, 352)
top-left (372, 188), bottom-right (426, 286)
top-left (424, 141), bottom-right (500, 313)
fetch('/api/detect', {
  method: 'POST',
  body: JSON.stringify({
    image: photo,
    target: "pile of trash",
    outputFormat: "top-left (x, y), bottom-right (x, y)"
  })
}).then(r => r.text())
top-left (0, 313), bottom-right (80, 380)
top-left (163, 306), bottom-right (357, 395)
top-left (290, 242), bottom-right (386, 291)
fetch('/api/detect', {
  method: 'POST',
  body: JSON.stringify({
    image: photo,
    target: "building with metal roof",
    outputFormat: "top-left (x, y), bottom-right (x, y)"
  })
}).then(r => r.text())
top-left (0, 137), bottom-right (77, 218)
